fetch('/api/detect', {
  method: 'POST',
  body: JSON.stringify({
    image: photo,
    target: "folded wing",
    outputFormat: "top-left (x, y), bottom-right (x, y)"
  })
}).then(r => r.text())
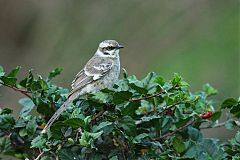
top-left (69, 56), bottom-right (113, 96)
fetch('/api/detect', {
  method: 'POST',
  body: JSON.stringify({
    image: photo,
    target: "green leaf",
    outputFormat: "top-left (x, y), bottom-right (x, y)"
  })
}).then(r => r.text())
top-left (31, 134), bottom-right (47, 149)
top-left (19, 70), bottom-right (34, 88)
top-left (15, 119), bottom-right (26, 128)
top-left (126, 75), bottom-right (139, 83)
top-left (113, 91), bottom-right (133, 104)
top-left (67, 138), bottom-right (74, 145)
top-left (0, 137), bottom-right (12, 153)
top-left (36, 99), bottom-right (55, 116)
top-left (171, 73), bottom-right (182, 85)
top-left (30, 78), bottom-right (48, 91)
top-left (38, 78), bottom-right (48, 91)
top-left (154, 75), bottom-right (165, 86)
top-left (209, 111), bottom-right (222, 121)
top-left (7, 66), bottom-right (21, 77)
top-left (187, 127), bottom-right (202, 142)
top-left (224, 120), bottom-right (236, 130)
top-left (40, 156), bottom-right (52, 160)
top-left (109, 156), bottom-right (118, 160)
top-left (92, 121), bottom-right (113, 132)
top-left (19, 129), bottom-right (28, 137)
top-left (51, 118), bottom-right (85, 133)
top-left (114, 79), bottom-right (129, 91)
top-left (202, 83), bottom-right (218, 96)
top-left (140, 115), bottom-right (161, 125)
top-left (19, 98), bottom-right (35, 117)
top-left (64, 118), bottom-right (85, 128)
top-left (200, 139), bottom-right (225, 159)
top-left (118, 116), bottom-right (136, 135)
top-left (0, 114), bottom-right (15, 129)
top-left (0, 65), bottom-right (5, 77)
top-left (0, 76), bottom-right (17, 86)
top-left (48, 68), bottom-right (63, 80)
top-left (64, 128), bottom-right (73, 137)
top-left (133, 133), bottom-right (149, 143)
top-left (26, 117), bottom-right (37, 136)
top-left (0, 108), bottom-right (12, 115)
top-left (230, 104), bottom-right (240, 118)
top-left (175, 117), bottom-right (192, 128)
top-left (90, 91), bottom-right (112, 103)
top-left (141, 72), bottom-right (157, 87)
top-left (121, 101), bottom-right (139, 117)
top-left (50, 121), bottom-right (65, 137)
top-left (129, 83), bottom-right (148, 94)
top-left (235, 131), bottom-right (240, 143)
top-left (58, 148), bottom-right (80, 160)
top-left (79, 131), bottom-right (90, 147)
top-left (172, 137), bottom-right (186, 153)
top-left (79, 131), bottom-right (103, 147)
top-left (221, 98), bottom-right (238, 109)
top-left (88, 131), bottom-right (103, 140)
top-left (184, 145), bottom-right (198, 158)
top-left (141, 100), bottom-right (154, 110)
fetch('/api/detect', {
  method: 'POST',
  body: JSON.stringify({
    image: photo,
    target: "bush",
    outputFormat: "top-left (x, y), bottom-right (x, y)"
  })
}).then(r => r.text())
top-left (0, 66), bottom-right (239, 159)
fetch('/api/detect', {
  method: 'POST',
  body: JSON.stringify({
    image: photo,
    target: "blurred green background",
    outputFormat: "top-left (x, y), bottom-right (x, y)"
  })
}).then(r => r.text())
top-left (0, 0), bottom-right (239, 141)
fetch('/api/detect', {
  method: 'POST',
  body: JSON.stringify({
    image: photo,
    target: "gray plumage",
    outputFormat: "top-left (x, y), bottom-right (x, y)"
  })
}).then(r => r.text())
top-left (41, 40), bottom-right (123, 133)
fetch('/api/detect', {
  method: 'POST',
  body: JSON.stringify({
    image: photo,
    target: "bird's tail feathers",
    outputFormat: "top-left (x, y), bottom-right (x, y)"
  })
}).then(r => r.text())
top-left (41, 99), bottom-right (72, 133)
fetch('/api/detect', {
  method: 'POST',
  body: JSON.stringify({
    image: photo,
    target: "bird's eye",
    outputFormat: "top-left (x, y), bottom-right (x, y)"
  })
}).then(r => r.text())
top-left (103, 52), bottom-right (110, 55)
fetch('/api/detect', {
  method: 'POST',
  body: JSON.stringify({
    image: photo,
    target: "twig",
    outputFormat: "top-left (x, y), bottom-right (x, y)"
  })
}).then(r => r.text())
top-left (0, 83), bottom-right (32, 98)
top-left (150, 102), bottom-right (181, 115)
top-left (129, 90), bottom-right (166, 102)
top-left (200, 120), bottom-right (240, 129)
top-left (113, 137), bottom-right (128, 159)
top-left (129, 85), bottom-right (178, 102)
top-left (135, 102), bottom-right (182, 125)
top-left (154, 118), bottom-right (197, 140)
top-left (34, 150), bottom-right (44, 160)
top-left (91, 111), bottom-right (104, 121)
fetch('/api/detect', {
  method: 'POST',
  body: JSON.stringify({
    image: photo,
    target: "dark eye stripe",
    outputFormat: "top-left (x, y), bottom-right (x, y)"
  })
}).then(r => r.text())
top-left (103, 52), bottom-right (110, 55)
top-left (104, 46), bottom-right (115, 51)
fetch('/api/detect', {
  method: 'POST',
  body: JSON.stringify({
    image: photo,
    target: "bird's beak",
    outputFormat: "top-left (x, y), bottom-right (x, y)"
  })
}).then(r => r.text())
top-left (117, 45), bottom-right (124, 49)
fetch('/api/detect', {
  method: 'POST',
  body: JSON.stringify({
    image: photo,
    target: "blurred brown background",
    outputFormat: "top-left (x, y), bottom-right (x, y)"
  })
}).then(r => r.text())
top-left (0, 0), bottom-right (239, 145)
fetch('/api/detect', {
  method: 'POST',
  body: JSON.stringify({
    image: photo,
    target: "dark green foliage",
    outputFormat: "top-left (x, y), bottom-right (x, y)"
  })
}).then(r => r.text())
top-left (0, 65), bottom-right (239, 159)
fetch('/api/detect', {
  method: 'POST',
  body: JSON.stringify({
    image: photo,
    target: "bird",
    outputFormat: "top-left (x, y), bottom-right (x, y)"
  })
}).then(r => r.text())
top-left (41, 40), bottom-right (124, 133)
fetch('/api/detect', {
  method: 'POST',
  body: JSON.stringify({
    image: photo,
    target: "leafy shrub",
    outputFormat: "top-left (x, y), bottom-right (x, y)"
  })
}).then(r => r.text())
top-left (0, 65), bottom-right (239, 159)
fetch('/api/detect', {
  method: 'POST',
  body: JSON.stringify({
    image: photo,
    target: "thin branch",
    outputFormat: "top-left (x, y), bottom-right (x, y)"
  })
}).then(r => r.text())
top-left (157, 102), bottom-right (181, 115)
top-left (113, 136), bottom-right (128, 159)
top-left (0, 83), bottom-right (32, 98)
top-left (135, 102), bottom-right (182, 125)
top-left (129, 90), bottom-right (166, 102)
top-left (129, 85), bottom-right (178, 102)
top-left (91, 111), bottom-right (104, 122)
top-left (200, 120), bottom-right (240, 129)
top-left (34, 151), bottom-right (44, 160)
top-left (154, 118), bottom-right (197, 140)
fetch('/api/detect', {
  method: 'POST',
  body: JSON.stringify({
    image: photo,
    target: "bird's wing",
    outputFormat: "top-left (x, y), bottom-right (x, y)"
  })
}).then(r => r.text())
top-left (42, 57), bottom-right (113, 133)
top-left (70, 56), bottom-right (113, 95)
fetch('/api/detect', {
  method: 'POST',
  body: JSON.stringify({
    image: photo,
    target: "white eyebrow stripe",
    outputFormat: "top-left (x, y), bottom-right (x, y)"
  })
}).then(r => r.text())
top-left (100, 43), bottom-right (109, 48)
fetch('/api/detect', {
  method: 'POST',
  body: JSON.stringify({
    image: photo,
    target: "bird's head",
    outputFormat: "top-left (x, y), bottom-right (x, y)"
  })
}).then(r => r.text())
top-left (96, 40), bottom-right (124, 58)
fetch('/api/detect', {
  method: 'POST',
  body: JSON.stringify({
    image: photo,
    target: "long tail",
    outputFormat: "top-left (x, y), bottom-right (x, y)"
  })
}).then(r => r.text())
top-left (41, 99), bottom-right (72, 133)
top-left (41, 91), bottom-right (80, 133)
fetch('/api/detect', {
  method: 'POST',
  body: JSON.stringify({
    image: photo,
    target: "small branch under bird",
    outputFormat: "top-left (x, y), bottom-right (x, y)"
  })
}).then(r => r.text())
top-left (42, 40), bottom-right (124, 133)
